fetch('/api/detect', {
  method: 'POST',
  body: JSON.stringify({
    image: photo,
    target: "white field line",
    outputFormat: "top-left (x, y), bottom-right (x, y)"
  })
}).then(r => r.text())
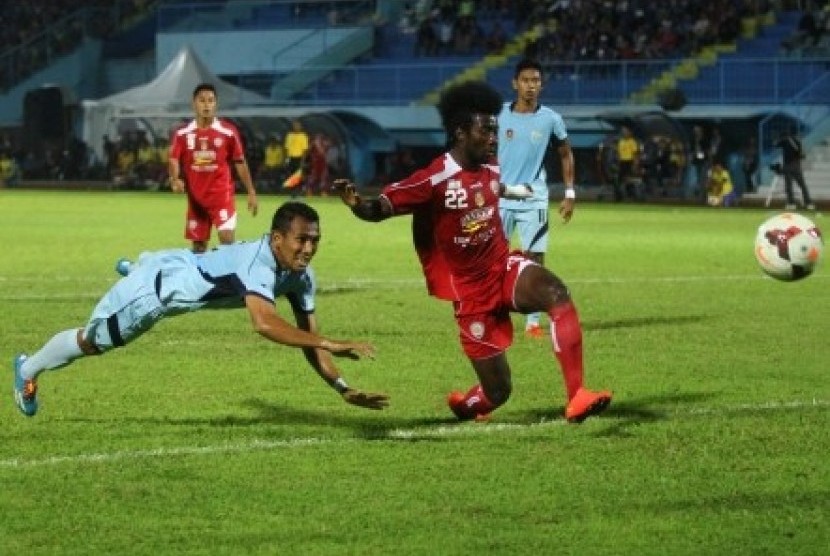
top-left (1, 273), bottom-right (826, 301)
top-left (0, 399), bottom-right (826, 469)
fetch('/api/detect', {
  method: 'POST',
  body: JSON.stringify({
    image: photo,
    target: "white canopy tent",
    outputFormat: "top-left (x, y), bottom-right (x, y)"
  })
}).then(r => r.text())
top-left (82, 45), bottom-right (269, 160)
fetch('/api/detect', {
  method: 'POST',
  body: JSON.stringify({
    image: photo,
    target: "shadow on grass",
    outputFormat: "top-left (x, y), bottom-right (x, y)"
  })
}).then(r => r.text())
top-left (506, 391), bottom-right (716, 438)
top-left (62, 391), bottom-right (718, 441)
top-left (582, 314), bottom-right (710, 331)
top-left (63, 399), bottom-right (456, 441)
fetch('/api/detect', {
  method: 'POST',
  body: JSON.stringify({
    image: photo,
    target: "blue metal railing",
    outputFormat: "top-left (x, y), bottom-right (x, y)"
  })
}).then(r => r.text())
top-left (227, 57), bottom-right (830, 106)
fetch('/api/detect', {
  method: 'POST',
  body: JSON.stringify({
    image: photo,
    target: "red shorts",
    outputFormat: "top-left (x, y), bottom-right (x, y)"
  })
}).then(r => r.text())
top-left (185, 190), bottom-right (236, 242)
top-left (454, 251), bottom-right (536, 359)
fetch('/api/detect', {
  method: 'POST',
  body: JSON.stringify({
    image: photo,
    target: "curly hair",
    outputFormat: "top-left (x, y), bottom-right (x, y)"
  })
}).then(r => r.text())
top-left (437, 81), bottom-right (503, 146)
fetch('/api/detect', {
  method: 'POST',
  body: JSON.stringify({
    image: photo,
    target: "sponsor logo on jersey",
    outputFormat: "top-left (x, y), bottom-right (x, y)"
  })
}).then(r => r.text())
top-left (460, 206), bottom-right (494, 234)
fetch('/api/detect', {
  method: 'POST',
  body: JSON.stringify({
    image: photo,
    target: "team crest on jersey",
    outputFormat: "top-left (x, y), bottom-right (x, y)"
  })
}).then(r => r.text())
top-left (474, 191), bottom-right (485, 207)
top-left (490, 179), bottom-right (500, 195)
top-left (213, 137), bottom-right (223, 148)
top-left (505, 129), bottom-right (514, 140)
top-left (469, 321), bottom-right (485, 339)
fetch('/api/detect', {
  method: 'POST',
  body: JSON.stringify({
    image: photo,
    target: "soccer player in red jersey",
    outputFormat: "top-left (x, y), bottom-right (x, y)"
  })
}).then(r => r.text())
top-left (334, 81), bottom-right (611, 423)
top-left (169, 83), bottom-right (259, 253)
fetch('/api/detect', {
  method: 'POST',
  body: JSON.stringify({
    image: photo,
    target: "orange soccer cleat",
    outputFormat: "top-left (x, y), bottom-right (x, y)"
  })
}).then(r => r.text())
top-left (524, 323), bottom-right (545, 339)
top-left (565, 387), bottom-right (612, 423)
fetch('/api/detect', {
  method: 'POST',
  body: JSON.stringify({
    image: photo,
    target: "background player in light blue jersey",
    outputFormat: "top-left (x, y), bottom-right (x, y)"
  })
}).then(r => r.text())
top-left (13, 202), bottom-right (389, 417)
top-left (498, 58), bottom-right (576, 338)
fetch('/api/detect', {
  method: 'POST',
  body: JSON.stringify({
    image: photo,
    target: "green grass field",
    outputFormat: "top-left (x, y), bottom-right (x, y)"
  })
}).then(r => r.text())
top-left (1, 190), bottom-right (827, 555)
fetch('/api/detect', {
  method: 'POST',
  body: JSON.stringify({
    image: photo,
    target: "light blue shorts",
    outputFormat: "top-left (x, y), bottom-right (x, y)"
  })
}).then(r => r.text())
top-left (499, 206), bottom-right (549, 254)
top-left (82, 257), bottom-right (165, 352)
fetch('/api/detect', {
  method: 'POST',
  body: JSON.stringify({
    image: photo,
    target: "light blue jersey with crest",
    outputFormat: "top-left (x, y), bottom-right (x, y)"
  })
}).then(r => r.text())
top-left (498, 102), bottom-right (568, 211)
top-left (83, 235), bottom-right (315, 350)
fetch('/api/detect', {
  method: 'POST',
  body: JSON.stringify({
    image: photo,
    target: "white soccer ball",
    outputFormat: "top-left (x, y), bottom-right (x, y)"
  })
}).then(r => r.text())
top-left (754, 212), bottom-right (823, 281)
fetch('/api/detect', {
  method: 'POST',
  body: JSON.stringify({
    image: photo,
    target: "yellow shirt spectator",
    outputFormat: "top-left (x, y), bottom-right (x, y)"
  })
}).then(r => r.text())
top-left (707, 163), bottom-right (735, 206)
top-left (264, 140), bottom-right (286, 168)
top-left (285, 129), bottom-right (309, 159)
top-left (617, 136), bottom-right (638, 162)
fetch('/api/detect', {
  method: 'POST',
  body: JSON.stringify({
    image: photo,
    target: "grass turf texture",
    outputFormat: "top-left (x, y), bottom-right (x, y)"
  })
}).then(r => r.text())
top-left (0, 190), bottom-right (827, 555)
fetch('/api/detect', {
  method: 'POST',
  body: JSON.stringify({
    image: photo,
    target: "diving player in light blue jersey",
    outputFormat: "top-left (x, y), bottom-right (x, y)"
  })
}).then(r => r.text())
top-left (12, 202), bottom-right (389, 417)
top-left (498, 58), bottom-right (576, 338)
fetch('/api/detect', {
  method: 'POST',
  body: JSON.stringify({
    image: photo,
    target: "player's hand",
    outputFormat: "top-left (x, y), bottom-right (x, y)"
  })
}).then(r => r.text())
top-left (558, 198), bottom-right (575, 223)
top-left (322, 340), bottom-right (376, 360)
top-left (332, 178), bottom-right (361, 207)
top-left (341, 389), bottom-right (390, 410)
top-left (248, 192), bottom-right (259, 216)
top-left (169, 177), bottom-right (185, 193)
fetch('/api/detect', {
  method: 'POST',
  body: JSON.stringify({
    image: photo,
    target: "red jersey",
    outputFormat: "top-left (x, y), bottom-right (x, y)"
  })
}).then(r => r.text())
top-left (381, 153), bottom-right (508, 303)
top-left (169, 118), bottom-right (245, 199)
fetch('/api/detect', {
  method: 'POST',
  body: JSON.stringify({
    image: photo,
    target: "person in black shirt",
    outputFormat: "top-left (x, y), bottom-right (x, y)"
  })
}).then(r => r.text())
top-left (774, 130), bottom-right (814, 210)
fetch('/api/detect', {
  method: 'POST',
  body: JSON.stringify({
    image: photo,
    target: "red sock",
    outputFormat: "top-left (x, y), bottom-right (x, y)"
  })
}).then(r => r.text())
top-left (549, 301), bottom-right (584, 400)
top-left (462, 384), bottom-right (495, 416)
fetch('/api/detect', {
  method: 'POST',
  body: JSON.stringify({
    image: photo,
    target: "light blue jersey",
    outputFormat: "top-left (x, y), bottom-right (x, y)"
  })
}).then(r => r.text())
top-left (83, 236), bottom-right (315, 350)
top-left (497, 102), bottom-right (568, 211)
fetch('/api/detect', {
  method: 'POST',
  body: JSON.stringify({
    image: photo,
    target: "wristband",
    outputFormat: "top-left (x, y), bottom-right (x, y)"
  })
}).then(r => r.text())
top-left (564, 188), bottom-right (576, 200)
top-left (332, 377), bottom-right (349, 394)
top-left (502, 183), bottom-right (533, 199)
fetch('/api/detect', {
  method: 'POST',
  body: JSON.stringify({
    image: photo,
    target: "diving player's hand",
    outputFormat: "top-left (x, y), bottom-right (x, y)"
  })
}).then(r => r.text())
top-left (332, 178), bottom-right (361, 208)
top-left (321, 339), bottom-right (376, 360)
top-left (341, 389), bottom-right (390, 410)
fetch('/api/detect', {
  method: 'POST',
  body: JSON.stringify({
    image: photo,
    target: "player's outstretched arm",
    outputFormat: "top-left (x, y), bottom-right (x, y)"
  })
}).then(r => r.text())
top-left (332, 178), bottom-right (391, 222)
top-left (293, 307), bottom-right (389, 411)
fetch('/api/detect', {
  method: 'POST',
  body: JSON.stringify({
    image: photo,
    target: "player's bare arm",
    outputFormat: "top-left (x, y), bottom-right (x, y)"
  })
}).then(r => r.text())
top-left (558, 141), bottom-right (576, 223)
top-left (244, 294), bottom-right (373, 357)
top-left (168, 158), bottom-right (185, 193)
top-left (332, 178), bottom-right (392, 222)
top-left (234, 159), bottom-right (259, 216)
top-left (293, 309), bottom-right (389, 410)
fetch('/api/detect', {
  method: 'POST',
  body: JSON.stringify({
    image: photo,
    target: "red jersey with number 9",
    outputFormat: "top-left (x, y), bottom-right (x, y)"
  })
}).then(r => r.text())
top-left (380, 153), bottom-right (507, 304)
top-left (169, 118), bottom-right (245, 201)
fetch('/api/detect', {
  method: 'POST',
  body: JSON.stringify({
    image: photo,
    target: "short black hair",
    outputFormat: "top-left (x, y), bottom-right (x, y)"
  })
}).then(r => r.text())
top-left (193, 83), bottom-right (217, 99)
top-left (271, 201), bottom-right (319, 233)
top-left (437, 81), bottom-right (502, 145)
top-left (514, 58), bottom-right (543, 78)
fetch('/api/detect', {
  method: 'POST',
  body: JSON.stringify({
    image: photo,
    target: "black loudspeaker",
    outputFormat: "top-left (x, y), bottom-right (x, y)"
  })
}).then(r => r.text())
top-left (23, 86), bottom-right (69, 143)
top-left (658, 88), bottom-right (687, 111)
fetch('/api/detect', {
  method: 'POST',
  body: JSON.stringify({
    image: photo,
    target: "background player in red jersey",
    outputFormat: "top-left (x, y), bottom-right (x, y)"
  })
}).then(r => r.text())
top-left (169, 83), bottom-right (259, 253)
top-left (334, 81), bottom-right (612, 423)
